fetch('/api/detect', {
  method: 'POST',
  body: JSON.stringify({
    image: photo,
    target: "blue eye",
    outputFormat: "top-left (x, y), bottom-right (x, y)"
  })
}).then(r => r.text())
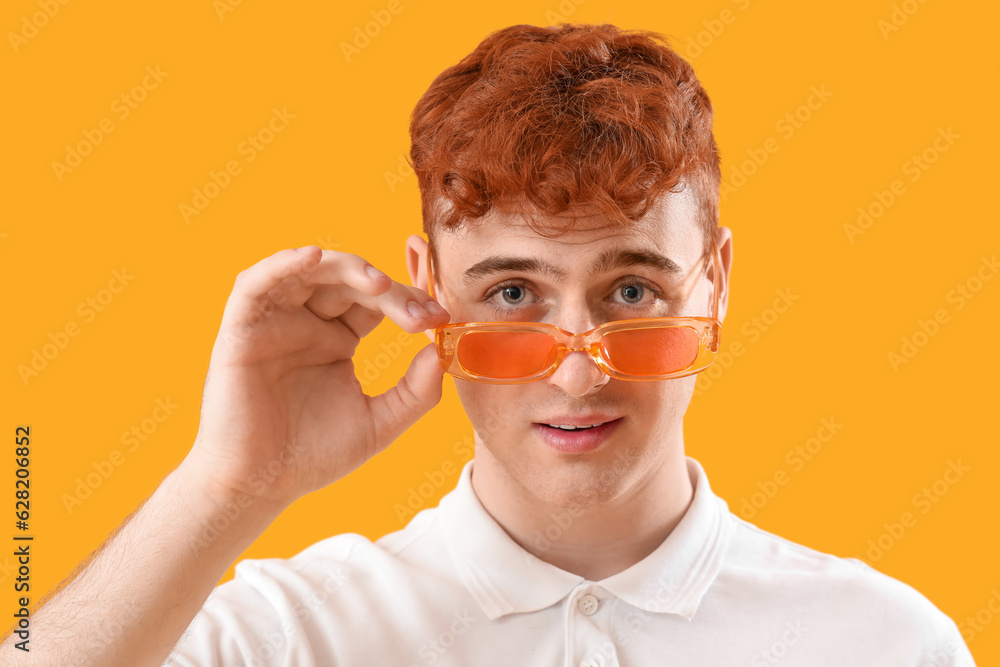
top-left (620, 284), bottom-right (643, 304)
top-left (482, 277), bottom-right (663, 317)
top-left (500, 285), bottom-right (526, 304)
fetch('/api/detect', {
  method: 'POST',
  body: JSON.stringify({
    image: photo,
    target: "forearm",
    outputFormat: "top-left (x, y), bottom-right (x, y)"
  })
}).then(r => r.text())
top-left (0, 458), bottom-right (285, 666)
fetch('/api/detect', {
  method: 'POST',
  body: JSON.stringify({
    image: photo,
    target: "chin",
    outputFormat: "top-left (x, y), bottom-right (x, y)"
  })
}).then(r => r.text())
top-left (522, 450), bottom-right (639, 510)
top-left (541, 484), bottom-right (619, 511)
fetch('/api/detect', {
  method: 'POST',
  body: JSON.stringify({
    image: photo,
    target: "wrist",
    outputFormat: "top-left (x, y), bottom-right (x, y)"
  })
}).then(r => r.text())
top-left (170, 457), bottom-right (287, 553)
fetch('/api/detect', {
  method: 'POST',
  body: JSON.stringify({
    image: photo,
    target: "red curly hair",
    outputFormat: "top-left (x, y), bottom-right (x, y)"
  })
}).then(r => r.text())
top-left (408, 22), bottom-right (720, 249)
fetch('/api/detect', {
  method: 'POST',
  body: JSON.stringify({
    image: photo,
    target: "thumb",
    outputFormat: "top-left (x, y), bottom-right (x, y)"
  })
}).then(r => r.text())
top-left (368, 342), bottom-right (445, 452)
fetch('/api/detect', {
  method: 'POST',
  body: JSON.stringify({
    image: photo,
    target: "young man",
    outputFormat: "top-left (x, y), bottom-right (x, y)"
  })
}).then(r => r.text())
top-left (2, 23), bottom-right (974, 666)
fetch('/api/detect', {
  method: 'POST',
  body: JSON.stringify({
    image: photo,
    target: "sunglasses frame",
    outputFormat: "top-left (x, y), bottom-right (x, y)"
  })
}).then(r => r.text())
top-left (425, 234), bottom-right (723, 384)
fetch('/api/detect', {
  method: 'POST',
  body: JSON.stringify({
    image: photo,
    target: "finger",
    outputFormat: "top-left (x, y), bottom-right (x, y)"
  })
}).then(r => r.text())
top-left (214, 298), bottom-right (363, 364)
top-left (336, 302), bottom-right (386, 340)
top-left (231, 246), bottom-right (323, 311)
top-left (267, 270), bottom-right (320, 312)
top-left (360, 282), bottom-right (450, 335)
top-left (282, 316), bottom-right (367, 367)
top-left (392, 284), bottom-right (451, 329)
top-left (302, 282), bottom-right (376, 320)
top-left (235, 248), bottom-right (391, 320)
top-left (290, 250), bottom-right (448, 332)
top-left (303, 279), bottom-right (449, 327)
top-left (367, 343), bottom-right (445, 454)
top-left (299, 250), bottom-right (394, 299)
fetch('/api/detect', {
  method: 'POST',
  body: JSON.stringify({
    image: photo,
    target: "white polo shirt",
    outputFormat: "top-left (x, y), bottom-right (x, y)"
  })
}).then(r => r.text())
top-left (165, 456), bottom-right (975, 666)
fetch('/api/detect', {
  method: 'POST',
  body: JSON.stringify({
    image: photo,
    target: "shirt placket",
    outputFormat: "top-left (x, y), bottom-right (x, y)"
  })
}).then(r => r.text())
top-left (563, 584), bottom-right (621, 667)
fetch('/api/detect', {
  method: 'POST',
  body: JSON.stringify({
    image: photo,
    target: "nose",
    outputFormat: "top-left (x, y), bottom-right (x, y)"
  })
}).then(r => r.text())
top-left (545, 342), bottom-right (610, 396)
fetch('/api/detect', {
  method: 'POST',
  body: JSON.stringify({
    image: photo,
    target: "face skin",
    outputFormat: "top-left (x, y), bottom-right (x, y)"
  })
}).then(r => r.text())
top-left (406, 188), bottom-right (732, 581)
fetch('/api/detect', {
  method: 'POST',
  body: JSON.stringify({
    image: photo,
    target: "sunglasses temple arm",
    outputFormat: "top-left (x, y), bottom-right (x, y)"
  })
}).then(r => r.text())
top-left (426, 244), bottom-right (437, 300)
top-left (710, 234), bottom-right (721, 322)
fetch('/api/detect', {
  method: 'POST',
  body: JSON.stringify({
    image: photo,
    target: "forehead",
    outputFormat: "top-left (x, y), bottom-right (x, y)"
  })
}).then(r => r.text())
top-left (434, 188), bottom-right (704, 275)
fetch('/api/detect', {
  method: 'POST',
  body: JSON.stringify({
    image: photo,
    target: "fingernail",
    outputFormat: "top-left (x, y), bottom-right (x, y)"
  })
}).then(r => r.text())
top-left (406, 300), bottom-right (427, 319)
top-left (365, 264), bottom-right (386, 281)
top-left (425, 300), bottom-right (446, 316)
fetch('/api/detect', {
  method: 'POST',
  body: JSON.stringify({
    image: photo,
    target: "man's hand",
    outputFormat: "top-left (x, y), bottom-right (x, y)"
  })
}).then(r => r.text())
top-left (182, 245), bottom-right (451, 508)
top-left (0, 245), bottom-right (450, 666)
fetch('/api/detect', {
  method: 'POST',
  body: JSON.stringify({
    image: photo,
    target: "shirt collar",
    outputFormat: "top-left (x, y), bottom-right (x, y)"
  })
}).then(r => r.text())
top-left (438, 455), bottom-right (731, 621)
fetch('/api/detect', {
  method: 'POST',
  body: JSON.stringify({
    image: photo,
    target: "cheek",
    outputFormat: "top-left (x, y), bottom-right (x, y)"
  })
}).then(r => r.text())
top-left (629, 377), bottom-right (696, 425)
top-left (454, 384), bottom-right (524, 440)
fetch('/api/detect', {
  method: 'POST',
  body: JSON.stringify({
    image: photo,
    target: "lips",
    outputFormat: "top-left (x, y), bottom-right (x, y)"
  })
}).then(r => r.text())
top-left (534, 414), bottom-right (621, 428)
top-left (533, 417), bottom-right (623, 453)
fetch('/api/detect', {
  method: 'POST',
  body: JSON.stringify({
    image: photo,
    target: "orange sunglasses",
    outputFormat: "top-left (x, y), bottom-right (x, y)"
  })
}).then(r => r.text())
top-left (426, 236), bottom-right (723, 384)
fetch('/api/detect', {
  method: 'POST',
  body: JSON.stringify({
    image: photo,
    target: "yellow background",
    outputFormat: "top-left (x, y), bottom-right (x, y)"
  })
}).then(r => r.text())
top-left (2, 0), bottom-right (998, 662)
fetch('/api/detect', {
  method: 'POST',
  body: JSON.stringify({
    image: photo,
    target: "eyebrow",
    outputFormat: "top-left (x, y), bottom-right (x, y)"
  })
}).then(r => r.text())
top-left (462, 248), bottom-right (683, 286)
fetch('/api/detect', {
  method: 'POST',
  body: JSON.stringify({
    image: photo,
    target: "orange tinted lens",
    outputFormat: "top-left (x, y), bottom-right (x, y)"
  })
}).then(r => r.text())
top-left (602, 326), bottom-right (700, 376)
top-left (456, 331), bottom-right (557, 379)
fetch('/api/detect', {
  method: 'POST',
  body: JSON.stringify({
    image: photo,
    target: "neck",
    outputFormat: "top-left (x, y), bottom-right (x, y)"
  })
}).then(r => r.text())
top-left (470, 435), bottom-right (695, 582)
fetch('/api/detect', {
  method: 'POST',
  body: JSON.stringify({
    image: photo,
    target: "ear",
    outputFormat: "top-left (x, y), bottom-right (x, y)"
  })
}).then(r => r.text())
top-left (405, 234), bottom-right (429, 292)
top-left (712, 226), bottom-right (733, 324)
top-left (405, 234), bottom-right (436, 342)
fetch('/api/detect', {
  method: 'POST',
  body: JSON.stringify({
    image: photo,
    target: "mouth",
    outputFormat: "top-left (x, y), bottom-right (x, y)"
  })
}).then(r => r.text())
top-left (532, 417), bottom-right (623, 453)
top-left (541, 422), bottom-right (611, 430)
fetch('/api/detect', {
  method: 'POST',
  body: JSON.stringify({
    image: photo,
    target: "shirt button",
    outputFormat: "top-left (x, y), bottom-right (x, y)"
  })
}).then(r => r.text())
top-left (580, 658), bottom-right (602, 667)
top-left (577, 594), bottom-right (599, 616)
